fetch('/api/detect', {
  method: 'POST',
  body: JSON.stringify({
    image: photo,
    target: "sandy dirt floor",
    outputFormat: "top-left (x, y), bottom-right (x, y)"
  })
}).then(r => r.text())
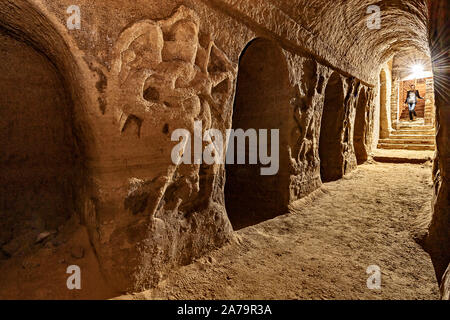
top-left (118, 162), bottom-right (440, 300)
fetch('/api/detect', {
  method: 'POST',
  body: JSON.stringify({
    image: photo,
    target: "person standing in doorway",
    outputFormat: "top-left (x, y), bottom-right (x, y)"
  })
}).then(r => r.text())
top-left (405, 84), bottom-right (424, 121)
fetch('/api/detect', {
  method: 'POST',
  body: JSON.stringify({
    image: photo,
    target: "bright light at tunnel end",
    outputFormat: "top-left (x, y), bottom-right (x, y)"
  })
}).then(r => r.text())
top-left (411, 64), bottom-right (424, 75)
top-left (408, 63), bottom-right (431, 80)
top-left (402, 62), bottom-right (433, 81)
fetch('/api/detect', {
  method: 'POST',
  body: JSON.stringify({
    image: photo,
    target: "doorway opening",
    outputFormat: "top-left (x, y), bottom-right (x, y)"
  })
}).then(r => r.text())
top-left (379, 69), bottom-right (390, 139)
top-left (376, 51), bottom-right (436, 152)
top-left (319, 72), bottom-right (345, 182)
top-left (354, 88), bottom-right (369, 164)
top-left (0, 31), bottom-right (84, 261)
top-left (224, 38), bottom-right (291, 230)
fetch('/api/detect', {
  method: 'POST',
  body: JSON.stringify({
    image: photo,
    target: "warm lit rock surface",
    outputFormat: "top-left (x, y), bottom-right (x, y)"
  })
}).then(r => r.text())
top-left (116, 163), bottom-right (439, 300)
top-left (425, 0), bottom-right (449, 293)
top-left (0, 0), bottom-right (447, 297)
top-left (441, 264), bottom-right (450, 300)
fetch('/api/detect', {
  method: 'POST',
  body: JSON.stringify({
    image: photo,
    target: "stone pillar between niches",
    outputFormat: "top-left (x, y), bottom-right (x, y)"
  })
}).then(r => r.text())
top-left (425, 78), bottom-right (435, 125)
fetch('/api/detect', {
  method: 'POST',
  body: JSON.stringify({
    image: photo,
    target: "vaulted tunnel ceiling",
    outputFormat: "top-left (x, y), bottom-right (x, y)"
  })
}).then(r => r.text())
top-left (270, 0), bottom-right (430, 81)
top-left (1, 0), bottom-right (432, 86)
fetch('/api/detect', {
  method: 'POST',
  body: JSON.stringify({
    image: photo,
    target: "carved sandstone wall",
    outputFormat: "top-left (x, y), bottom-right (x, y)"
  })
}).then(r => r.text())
top-left (426, 0), bottom-right (449, 295)
top-left (0, 0), bottom-right (446, 298)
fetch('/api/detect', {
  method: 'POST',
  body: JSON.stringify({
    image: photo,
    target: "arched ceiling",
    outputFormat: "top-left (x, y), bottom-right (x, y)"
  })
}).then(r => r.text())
top-left (1, 0), bottom-right (432, 86)
top-left (270, 0), bottom-right (430, 82)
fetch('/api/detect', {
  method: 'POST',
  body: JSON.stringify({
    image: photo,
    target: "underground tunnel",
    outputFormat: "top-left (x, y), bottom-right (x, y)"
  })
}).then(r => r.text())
top-left (0, 0), bottom-right (447, 302)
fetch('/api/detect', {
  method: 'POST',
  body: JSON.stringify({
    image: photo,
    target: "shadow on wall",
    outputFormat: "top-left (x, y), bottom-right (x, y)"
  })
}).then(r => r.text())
top-left (379, 69), bottom-right (390, 139)
top-left (225, 38), bottom-right (291, 230)
top-left (0, 30), bottom-right (113, 299)
top-left (425, 0), bottom-right (450, 294)
top-left (0, 0), bottom-right (113, 298)
top-left (319, 72), bottom-right (345, 182)
top-left (0, 30), bottom-right (81, 259)
top-left (354, 87), bottom-right (369, 164)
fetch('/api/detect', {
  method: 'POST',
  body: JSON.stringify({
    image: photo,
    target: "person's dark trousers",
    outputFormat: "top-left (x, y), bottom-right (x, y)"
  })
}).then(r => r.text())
top-left (408, 103), bottom-right (417, 120)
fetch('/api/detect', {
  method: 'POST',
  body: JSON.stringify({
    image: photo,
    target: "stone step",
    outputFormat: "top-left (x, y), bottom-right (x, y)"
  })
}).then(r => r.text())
top-left (388, 134), bottom-right (435, 140)
top-left (377, 143), bottom-right (435, 151)
top-left (393, 129), bottom-right (435, 135)
top-left (379, 138), bottom-right (435, 145)
top-left (397, 121), bottom-right (431, 124)
top-left (372, 149), bottom-right (434, 164)
top-left (397, 125), bottom-right (434, 130)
